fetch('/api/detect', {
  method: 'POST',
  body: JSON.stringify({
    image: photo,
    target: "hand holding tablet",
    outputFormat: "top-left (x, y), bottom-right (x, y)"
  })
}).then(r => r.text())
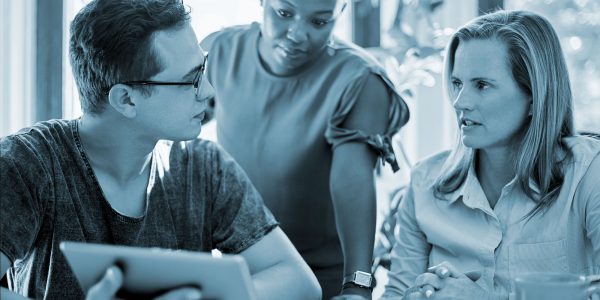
top-left (60, 242), bottom-right (257, 300)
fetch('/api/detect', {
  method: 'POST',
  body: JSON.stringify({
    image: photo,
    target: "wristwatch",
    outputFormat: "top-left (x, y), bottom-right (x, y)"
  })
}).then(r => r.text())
top-left (342, 271), bottom-right (376, 289)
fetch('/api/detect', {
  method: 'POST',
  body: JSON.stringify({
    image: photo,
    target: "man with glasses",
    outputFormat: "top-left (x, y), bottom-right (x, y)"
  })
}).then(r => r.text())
top-left (0, 0), bottom-right (320, 299)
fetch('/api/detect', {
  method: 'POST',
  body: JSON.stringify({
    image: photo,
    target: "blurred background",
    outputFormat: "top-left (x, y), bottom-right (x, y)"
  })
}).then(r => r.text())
top-left (1, 0), bottom-right (599, 297)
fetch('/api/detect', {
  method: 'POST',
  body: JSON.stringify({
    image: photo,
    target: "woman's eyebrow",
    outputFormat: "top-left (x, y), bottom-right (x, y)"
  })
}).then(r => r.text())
top-left (469, 77), bottom-right (497, 83)
top-left (314, 10), bottom-right (334, 15)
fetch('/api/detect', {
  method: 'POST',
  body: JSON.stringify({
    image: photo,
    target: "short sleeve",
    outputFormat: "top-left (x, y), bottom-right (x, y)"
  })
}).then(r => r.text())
top-left (206, 143), bottom-right (279, 253)
top-left (324, 65), bottom-right (409, 172)
top-left (0, 136), bottom-right (47, 263)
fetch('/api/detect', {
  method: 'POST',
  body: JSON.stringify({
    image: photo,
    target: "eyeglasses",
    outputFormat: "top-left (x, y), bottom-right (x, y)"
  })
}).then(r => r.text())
top-left (114, 53), bottom-right (208, 98)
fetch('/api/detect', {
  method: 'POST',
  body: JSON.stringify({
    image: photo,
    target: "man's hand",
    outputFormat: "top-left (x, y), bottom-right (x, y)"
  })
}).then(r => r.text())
top-left (86, 266), bottom-right (123, 300)
top-left (85, 265), bottom-right (203, 300)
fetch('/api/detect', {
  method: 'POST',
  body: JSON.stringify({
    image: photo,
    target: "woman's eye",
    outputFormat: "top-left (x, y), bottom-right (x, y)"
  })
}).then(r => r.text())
top-left (312, 19), bottom-right (329, 27)
top-left (476, 81), bottom-right (489, 90)
top-left (452, 80), bottom-right (463, 90)
top-left (277, 9), bottom-right (292, 18)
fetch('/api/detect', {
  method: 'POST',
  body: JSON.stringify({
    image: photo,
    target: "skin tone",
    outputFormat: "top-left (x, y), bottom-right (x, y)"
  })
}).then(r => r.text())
top-left (203, 1), bottom-right (389, 298)
top-left (78, 24), bottom-right (212, 218)
top-left (1, 22), bottom-right (321, 300)
top-left (329, 75), bottom-right (389, 299)
top-left (451, 38), bottom-right (530, 209)
top-left (0, 23), bottom-right (212, 300)
top-left (257, 0), bottom-right (385, 298)
top-left (406, 38), bottom-right (531, 299)
top-left (258, 0), bottom-right (345, 76)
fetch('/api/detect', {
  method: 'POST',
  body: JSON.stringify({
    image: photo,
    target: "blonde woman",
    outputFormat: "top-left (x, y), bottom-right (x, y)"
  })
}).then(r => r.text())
top-left (383, 10), bottom-right (599, 300)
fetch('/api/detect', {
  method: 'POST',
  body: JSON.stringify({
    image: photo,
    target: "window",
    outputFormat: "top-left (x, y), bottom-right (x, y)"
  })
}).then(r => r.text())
top-left (63, 0), bottom-right (88, 120)
top-left (1, 0), bottom-right (35, 136)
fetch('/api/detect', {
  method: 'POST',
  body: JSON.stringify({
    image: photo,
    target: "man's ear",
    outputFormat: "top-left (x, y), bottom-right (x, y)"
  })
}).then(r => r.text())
top-left (107, 84), bottom-right (138, 118)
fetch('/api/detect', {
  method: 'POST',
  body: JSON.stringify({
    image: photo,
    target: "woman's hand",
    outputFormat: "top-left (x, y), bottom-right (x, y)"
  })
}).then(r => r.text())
top-left (85, 265), bottom-right (203, 300)
top-left (404, 262), bottom-right (489, 300)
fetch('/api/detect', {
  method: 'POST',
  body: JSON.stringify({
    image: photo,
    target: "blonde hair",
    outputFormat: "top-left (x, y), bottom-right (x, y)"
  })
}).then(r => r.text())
top-left (434, 10), bottom-right (575, 217)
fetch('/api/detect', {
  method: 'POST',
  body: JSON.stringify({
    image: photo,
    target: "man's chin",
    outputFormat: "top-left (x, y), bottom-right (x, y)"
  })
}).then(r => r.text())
top-left (171, 128), bottom-right (202, 142)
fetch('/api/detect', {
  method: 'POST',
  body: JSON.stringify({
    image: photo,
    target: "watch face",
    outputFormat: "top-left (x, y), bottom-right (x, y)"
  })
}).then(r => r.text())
top-left (354, 271), bottom-right (372, 286)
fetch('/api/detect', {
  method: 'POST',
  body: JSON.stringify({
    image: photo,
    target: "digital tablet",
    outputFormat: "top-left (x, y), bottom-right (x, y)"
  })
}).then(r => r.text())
top-left (60, 241), bottom-right (257, 300)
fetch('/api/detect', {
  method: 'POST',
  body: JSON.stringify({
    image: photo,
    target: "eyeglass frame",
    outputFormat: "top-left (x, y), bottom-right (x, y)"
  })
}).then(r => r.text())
top-left (108, 52), bottom-right (208, 98)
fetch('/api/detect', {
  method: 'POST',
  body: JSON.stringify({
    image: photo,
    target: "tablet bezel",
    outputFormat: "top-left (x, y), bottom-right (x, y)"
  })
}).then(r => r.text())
top-left (59, 241), bottom-right (257, 300)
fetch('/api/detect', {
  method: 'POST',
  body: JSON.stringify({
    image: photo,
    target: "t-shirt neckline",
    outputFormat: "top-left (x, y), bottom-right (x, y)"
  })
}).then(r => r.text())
top-left (69, 118), bottom-right (154, 222)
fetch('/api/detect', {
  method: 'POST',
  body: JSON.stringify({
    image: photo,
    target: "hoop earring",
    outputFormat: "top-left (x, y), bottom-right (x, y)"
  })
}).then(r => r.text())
top-left (327, 38), bottom-right (336, 56)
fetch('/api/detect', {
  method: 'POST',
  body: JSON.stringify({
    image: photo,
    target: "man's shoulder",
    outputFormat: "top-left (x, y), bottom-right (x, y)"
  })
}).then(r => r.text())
top-left (1, 120), bottom-right (75, 192)
top-left (1, 119), bottom-right (73, 160)
top-left (2, 119), bottom-right (71, 139)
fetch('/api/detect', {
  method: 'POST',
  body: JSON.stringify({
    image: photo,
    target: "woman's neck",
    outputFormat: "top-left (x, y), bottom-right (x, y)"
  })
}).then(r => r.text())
top-left (475, 147), bottom-right (516, 209)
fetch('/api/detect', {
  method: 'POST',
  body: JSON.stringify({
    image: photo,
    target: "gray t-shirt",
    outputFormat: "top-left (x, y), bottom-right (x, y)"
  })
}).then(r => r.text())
top-left (205, 23), bottom-right (409, 298)
top-left (207, 22), bottom-right (408, 269)
top-left (0, 119), bottom-right (278, 299)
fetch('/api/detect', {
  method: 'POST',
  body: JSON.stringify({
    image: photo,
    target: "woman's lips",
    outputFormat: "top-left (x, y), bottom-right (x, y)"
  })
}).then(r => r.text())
top-left (193, 112), bottom-right (205, 120)
top-left (460, 117), bottom-right (482, 127)
top-left (278, 45), bottom-right (305, 59)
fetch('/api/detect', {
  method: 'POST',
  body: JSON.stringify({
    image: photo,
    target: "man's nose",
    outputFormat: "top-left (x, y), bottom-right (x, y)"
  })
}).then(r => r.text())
top-left (197, 74), bottom-right (215, 103)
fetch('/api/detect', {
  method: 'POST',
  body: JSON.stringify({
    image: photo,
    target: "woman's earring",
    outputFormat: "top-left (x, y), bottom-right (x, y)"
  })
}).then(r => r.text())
top-left (528, 106), bottom-right (533, 118)
top-left (529, 101), bottom-right (533, 116)
top-left (327, 39), bottom-right (336, 56)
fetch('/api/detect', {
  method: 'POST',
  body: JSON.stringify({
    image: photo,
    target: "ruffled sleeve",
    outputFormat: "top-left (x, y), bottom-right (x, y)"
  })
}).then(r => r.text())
top-left (324, 65), bottom-right (409, 172)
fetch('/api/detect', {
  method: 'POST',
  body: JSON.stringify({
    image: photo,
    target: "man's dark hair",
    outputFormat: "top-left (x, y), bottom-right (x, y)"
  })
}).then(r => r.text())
top-left (69, 0), bottom-right (190, 114)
